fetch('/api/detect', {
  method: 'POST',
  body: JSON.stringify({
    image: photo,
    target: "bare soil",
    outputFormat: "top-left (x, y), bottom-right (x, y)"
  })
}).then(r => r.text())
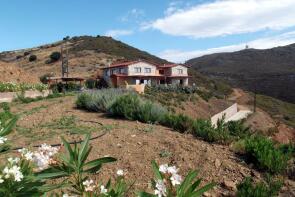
top-left (8, 96), bottom-right (295, 196)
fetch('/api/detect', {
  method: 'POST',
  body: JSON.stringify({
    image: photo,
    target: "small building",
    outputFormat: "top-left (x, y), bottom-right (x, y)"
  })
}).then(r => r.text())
top-left (101, 60), bottom-right (189, 88)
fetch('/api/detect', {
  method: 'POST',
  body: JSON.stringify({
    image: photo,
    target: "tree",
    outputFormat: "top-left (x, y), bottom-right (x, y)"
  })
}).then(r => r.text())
top-left (29, 55), bottom-right (37, 62)
top-left (49, 51), bottom-right (61, 62)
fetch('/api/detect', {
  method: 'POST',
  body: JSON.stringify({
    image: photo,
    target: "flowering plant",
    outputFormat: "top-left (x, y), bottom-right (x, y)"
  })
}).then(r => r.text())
top-left (35, 134), bottom-right (118, 195)
top-left (0, 82), bottom-right (48, 93)
top-left (0, 116), bottom-right (17, 154)
top-left (138, 161), bottom-right (215, 197)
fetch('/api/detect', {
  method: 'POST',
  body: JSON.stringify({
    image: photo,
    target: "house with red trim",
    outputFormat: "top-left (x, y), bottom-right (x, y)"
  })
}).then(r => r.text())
top-left (101, 60), bottom-right (189, 87)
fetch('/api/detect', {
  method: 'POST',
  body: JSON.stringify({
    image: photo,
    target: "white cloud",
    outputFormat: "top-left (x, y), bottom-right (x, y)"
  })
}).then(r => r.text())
top-left (105, 29), bottom-right (133, 38)
top-left (159, 31), bottom-right (295, 62)
top-left (121, 8), bottom-right (145, 22)
top-left (145, 0), bottom-right (295, 38)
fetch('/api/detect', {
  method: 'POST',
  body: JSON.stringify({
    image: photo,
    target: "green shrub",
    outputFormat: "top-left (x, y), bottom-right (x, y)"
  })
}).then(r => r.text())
top-left (29, 54), bottom-right (37, 62)
top-left (160, 113), bottom-right (193, 133)
top-left (192, 119), bottom-right (221, 142)
top-left (109, 94), bottom-right (141, 120)
top-left (76, 89), bottom-right (128, 112)
top-left (49, 51), bottom-right (61, 62)
top-left (244, 135), bottom-right (292, 174)
top-left (136, 101), bottom-right (167, 123)
top-left (227, 120), bottom-right (251, 138)
top-left (236, 176), bottom-right (282, 197)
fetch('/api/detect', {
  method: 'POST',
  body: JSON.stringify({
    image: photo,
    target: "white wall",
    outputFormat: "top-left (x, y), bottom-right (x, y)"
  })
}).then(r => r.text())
top-left (171, 65), bottom-right (188, 76)
top-left (128, 62), bottom-right (157, 76)
top-left (211, 103), bottom-right (238, 126)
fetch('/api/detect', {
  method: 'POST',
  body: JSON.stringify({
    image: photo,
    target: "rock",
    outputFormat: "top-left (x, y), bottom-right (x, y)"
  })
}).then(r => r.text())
top-left (223, 180), bottom-right (237, 191)
top-left (215, 159), bottom-right (222, 168)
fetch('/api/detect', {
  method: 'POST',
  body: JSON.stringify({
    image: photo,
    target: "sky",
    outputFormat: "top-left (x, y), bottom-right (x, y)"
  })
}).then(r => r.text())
top-left (1, 0), bottom-right (295, 62)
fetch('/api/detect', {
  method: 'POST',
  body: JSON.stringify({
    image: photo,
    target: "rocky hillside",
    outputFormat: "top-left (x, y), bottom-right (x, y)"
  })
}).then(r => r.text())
top-left (0, 36), bottom-right (168, 82)
top-left (186, 44), bottom-right (295, 103)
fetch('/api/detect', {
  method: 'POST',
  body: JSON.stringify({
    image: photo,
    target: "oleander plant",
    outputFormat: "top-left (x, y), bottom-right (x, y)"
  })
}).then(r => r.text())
top-left (138, 161), bottom-right (215, 197)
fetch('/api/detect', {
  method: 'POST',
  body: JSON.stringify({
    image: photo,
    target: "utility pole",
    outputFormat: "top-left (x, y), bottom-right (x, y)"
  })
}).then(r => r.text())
top-left (61, 39), bottom-right (69, 77)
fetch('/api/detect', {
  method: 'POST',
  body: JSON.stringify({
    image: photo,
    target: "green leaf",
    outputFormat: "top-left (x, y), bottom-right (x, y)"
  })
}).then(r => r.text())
top-left (83, 157), bottom-right (116, 173)
top-left (61, 136), bottom-right (74, 162)
top-left (137, 191), bottom-right (156, 197)
top-left (36, 168), bottom-right (69, 179)
top-left (0, 116), bottom-right (17, 136)
top-left (191, 182), bottom-right (216, 197)
top-left (78, 134), bottom-right (91, 163)
top-left (178, 170), bottom-right (198, 194)
top-left (151, 160), bottom-right (163, 180)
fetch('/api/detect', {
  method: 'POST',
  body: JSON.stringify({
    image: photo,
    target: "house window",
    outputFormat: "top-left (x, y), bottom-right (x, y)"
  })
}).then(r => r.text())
top-left (119, 68), bottom-right (124, 74)
top-left (134, 67), bottom-right (141, 73)
top-left (177, 69), bottom-right (183, 74)
top-left (144, 68), bottom-right (151, 73)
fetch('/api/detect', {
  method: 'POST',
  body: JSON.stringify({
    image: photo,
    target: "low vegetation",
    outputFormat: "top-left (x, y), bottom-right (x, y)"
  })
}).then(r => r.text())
top-left (233, 135), bottom-right (293, 174)
top-left (0, 82), bottom-right (48, 93)
top-left (256, 94), bottom-right (295, 128)
top-left (28, 54), bottom-right (37, 62)
top-left (0, 114), bottom-right (214, 196)
top-left (236, 176), bottom-right (282, 197)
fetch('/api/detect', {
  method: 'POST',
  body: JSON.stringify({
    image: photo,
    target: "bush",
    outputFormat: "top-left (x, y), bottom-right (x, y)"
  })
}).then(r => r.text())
top-left (160, 113), bottom-right (193, 133)
top-left (85, 79), bottom-right (97, 89)
top-left (29, 54), bottom-right (37, 62)
top-left (244, 135), bottom-right (292, 174)
top-left (49, 51), bottom-right (61, 62)
top-left (76, 89), bottom-right (128, 112)
top-left (109, 94), bottom-right (141, 120)
top-left (149, 84), bottom-right (198, 94)
top-left (40, 73), bottom-right (54, 84)
top-left (236, 176), bottom-right (282, 197)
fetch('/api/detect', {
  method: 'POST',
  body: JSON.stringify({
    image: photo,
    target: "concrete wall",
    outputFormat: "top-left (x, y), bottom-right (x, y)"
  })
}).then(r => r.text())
top-left (128, 62), bottom-right (157, 76)
top-left (211, 103), bottom-right (238, 126)
top-left (0, 90), bottom-right (51, 103)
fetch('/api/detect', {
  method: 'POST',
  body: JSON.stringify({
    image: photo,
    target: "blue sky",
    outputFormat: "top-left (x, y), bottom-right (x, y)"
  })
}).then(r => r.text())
top-left (1, 0), bottom-right (295, 62)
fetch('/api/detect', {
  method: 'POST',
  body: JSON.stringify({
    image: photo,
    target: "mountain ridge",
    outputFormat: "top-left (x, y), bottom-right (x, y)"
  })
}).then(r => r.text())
top-left (186, 43), bottom-right (295, 103)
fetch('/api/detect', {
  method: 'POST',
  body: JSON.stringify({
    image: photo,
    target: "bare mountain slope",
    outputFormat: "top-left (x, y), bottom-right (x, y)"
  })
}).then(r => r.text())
top-left (186, 44), bottom-right (295, 103)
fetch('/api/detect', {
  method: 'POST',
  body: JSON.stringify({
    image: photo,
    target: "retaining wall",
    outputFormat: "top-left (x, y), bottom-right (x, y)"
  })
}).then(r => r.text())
top-left (211, 103), bottom-right (238, 126)
top-left (0, 90), bottom-right (51, 103)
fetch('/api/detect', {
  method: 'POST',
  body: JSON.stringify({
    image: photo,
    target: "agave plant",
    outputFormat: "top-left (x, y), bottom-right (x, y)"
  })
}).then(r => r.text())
top-left (138, 161), bottom-right (215, 197)
top-left (36, 134), bottom-right (117, 195)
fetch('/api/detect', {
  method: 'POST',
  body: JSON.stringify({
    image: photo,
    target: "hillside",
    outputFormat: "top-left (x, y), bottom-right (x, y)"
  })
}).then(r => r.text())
top-left (0, 36), bottom-right (168, 81)
top-left (186, 44), bottom-right (295, 103)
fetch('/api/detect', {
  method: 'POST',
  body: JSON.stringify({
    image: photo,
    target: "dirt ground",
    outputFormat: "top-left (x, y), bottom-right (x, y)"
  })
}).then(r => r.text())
top-left (229, 89), bottom-right (295, 144)
top-left (7, 95), bottom-right (294, 196)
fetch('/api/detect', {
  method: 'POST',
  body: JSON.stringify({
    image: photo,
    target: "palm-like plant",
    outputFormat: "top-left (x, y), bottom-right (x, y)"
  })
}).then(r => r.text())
top-left (36, 134), bottom-right (116, 195)
top-left (138, 161), bottom-right (215, 197)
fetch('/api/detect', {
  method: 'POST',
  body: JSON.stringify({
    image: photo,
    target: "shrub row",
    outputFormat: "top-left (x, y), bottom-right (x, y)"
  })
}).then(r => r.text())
top-left (148, 84), bottom-right (198, 94)
top-left (77, 90), bottom-right (292, 174)
top-left (76, 89), bottom-right (130, 112)
top-left (0, 82), bottom-right (48, 93)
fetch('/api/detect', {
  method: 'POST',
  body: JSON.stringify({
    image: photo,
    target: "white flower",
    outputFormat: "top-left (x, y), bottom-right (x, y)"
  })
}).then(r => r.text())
top-left (0, 175), bottom-right (4, 183)
top-left (167, 166), bottom-right (178, 175)
top-left (31, 144), bottom-right (59, 170)
top-left (18, 148), bottom-right (34, 161)
top-left (159, 164), bottom-right (169, 174)
top-left (8, 157), bottom-right (20, 165)
top-left (2, 165), bottom-right (23, 182)
top-left (62, 194), bottom-right (69, 197)
top-left (100, 185), bottom-right (108, 194)
top-left (0, 136), bottom-right (7, 144)
top-left (116, 169), bottom-right (124, 176)
top-left (154, 179), bottom-right (167, 197)
top-left (83, 179), bottom-right (96, 192)
top-left (170, 173), bottom-right (182, 186)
